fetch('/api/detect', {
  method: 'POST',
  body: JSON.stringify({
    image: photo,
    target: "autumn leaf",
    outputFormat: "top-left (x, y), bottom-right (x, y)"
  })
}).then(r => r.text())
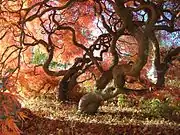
top-left (16, 111), bottom-right (30, 121)
top-left (1, 117), bottom-right (22, 135)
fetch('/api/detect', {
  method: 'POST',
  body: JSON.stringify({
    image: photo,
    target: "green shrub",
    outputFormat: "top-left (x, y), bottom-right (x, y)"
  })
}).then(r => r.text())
top-left (140, 97), bottom-right (180, 118)
top-left (117, 94), bottom-right (128, 107)
top-left (32, 48), bottom-right (47, 65)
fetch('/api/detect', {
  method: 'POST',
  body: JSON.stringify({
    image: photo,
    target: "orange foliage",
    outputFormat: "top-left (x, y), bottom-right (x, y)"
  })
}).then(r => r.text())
top-left (0, 92), bottom-right (21, 116)
top-left (17, 65), bottom-right (60, 96)
top-left (77, 15), bottom-right (94, 28)
top-left (52, 31), bottom-right (84, 63)
top-left (124, 1), bottom-right (136, 7)
top-left (0, 117), bottom-right (22, 135)
top-left (27, 0), bottom-right (43, 6)
top-left (0, 92), bottom-right (23, 135)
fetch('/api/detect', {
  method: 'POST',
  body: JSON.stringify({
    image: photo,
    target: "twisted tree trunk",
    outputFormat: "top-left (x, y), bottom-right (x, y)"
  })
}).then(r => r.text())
top-left (155, 47), bottom-right (180, 87)
top-left (77, 0), bottom-right (156, 114)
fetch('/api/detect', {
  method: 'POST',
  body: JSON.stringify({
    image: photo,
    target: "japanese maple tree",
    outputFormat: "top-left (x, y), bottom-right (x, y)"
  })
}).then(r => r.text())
top-left (0, 0), bottom-right (179, 115)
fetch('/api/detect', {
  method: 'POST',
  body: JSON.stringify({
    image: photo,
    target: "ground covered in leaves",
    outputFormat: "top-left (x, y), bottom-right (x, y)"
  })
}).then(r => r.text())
top-left (19, 87), bottom-right (180, 135)
top-left (20, 108), bottom-right (180, 135)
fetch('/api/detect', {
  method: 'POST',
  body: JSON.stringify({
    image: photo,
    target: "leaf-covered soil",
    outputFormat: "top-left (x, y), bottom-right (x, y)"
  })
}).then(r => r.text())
top-left (19, 92), bottom-right (180, 135)
top-left (20, 108), bottom-right (180, 135)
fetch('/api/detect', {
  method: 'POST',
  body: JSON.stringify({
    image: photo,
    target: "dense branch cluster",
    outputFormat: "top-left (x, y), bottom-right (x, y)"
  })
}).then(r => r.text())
top-left (0, 0), bottom-right (179, 114)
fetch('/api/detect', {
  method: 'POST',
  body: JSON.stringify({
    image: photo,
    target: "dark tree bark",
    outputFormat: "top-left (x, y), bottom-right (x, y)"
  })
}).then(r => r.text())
top-left (95, 70), bottom-right (113, 90)
top-left (155, 63), bottom-right (168, 87)
top-left (78, 62), bottom-right (150, 114)
top-left (155, 47), bottom-right (180, 87)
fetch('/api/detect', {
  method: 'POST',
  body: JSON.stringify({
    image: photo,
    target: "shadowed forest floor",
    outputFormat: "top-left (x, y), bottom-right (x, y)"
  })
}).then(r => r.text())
top-left (21, 109), bottom-right (180, 135)
top-left (19, 87), bottom-right (180, 135)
